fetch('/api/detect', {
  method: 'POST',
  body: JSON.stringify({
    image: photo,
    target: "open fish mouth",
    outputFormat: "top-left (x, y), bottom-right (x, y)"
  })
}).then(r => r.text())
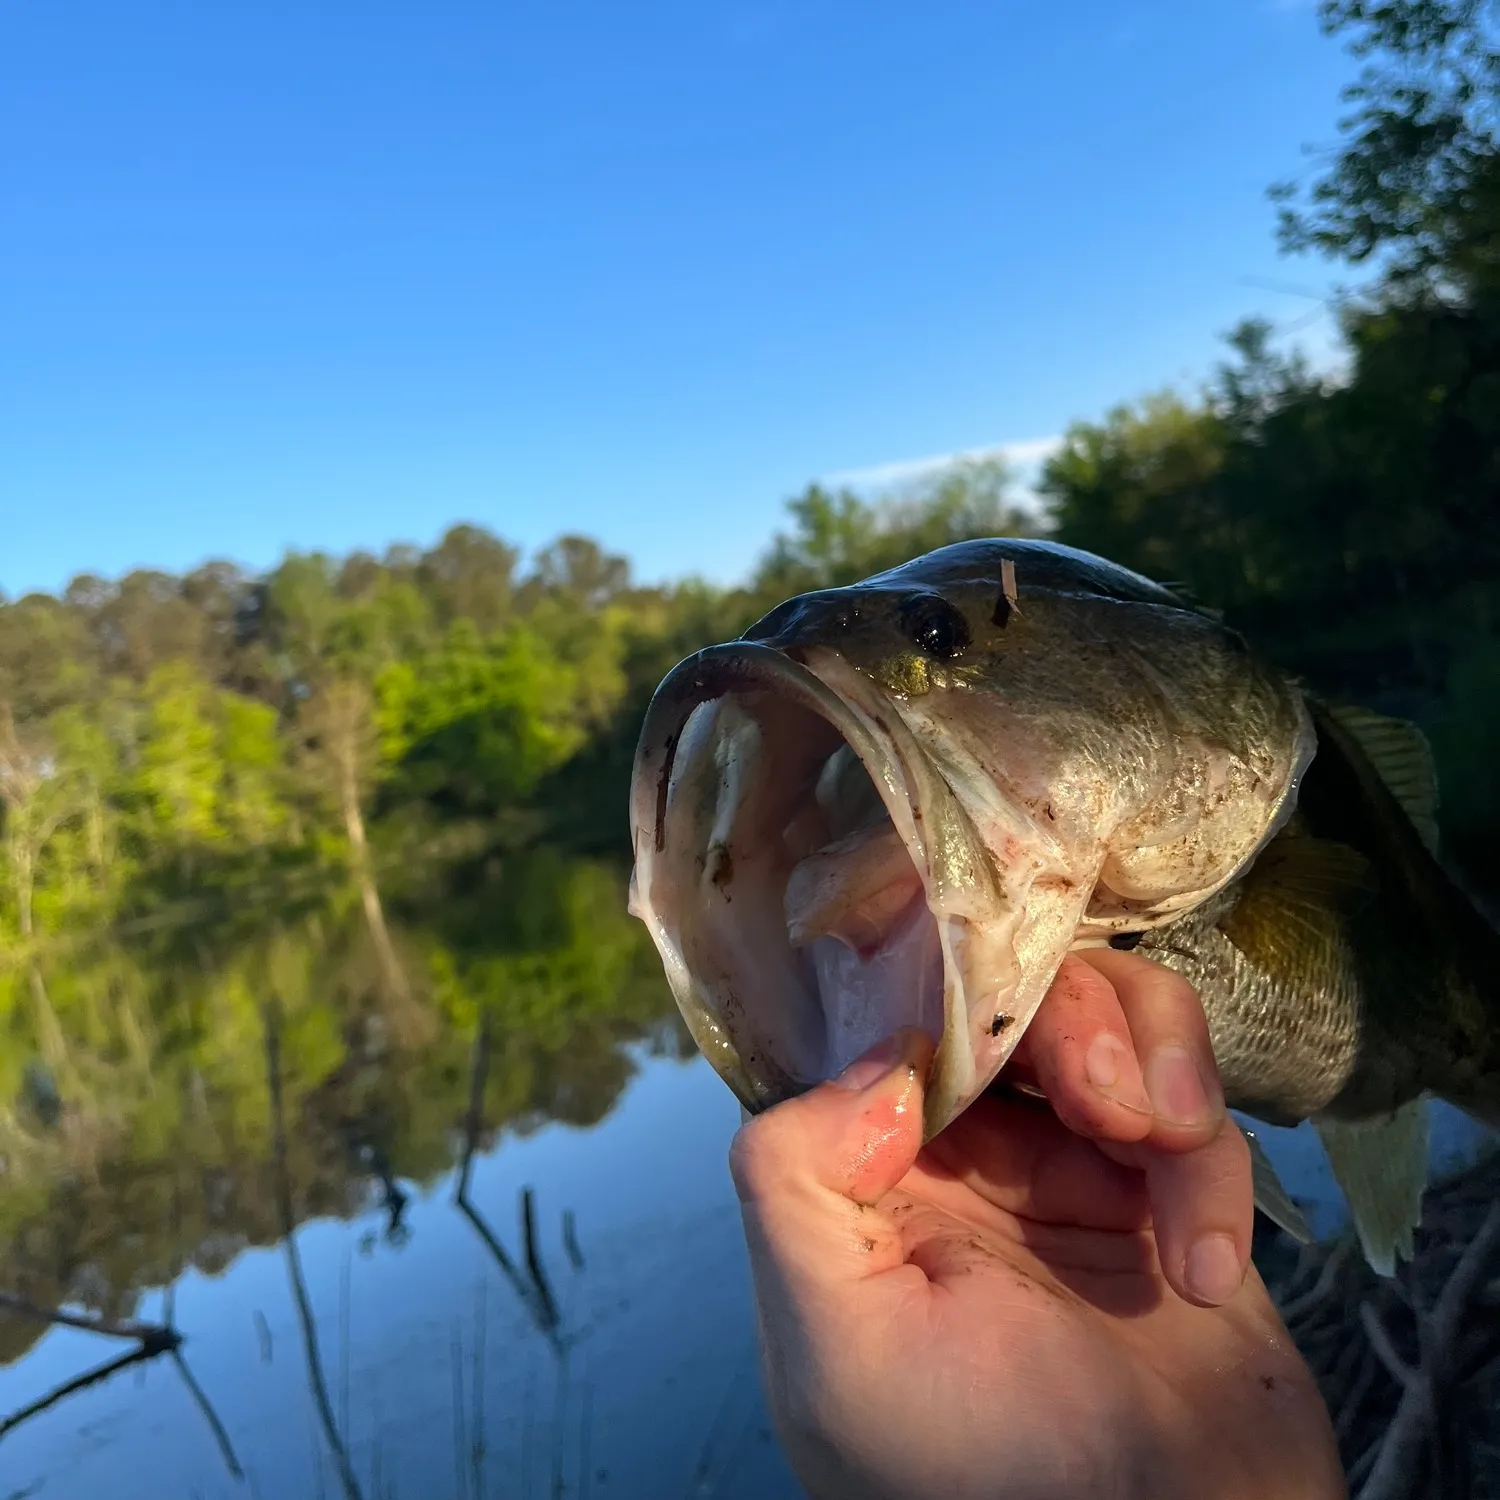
top-left (628, 641), bottom-right (1046, 1138)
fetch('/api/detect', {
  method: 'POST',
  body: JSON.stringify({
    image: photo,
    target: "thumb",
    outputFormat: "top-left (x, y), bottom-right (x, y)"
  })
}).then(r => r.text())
top-left (729, 1028), bottom-right (933, 1307)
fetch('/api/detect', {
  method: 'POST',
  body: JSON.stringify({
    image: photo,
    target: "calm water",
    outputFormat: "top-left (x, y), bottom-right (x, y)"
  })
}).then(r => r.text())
top-left (0, 1044), bottom-right (802, 1500)
top-left (0, 854), bottom-right (1490, 1500)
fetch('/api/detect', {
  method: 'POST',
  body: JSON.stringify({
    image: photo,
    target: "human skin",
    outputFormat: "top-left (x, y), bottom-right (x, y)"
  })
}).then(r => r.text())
top-left (729, 949), bottom-right (1348, 1500)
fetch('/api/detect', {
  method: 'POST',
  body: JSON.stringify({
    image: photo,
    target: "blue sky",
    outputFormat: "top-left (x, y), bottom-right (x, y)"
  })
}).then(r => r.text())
top-left (1, 1), bottom-right (1355, 597)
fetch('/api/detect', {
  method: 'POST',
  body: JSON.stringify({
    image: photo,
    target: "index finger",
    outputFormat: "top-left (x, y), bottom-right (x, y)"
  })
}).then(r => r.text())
top-left (1015, 949), bottom-right (1228, 1153)
top-left (1014, 948), bottom-right (1255, 1306)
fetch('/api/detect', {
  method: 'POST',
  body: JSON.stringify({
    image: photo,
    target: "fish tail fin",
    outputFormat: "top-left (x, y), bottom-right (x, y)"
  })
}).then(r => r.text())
top-left (1314, 1098), bottom-right (1429, 1277)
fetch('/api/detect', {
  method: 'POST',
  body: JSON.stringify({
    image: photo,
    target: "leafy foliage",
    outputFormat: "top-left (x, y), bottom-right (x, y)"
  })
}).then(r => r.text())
top-left (1274, 0), bottom-right (1500, 299)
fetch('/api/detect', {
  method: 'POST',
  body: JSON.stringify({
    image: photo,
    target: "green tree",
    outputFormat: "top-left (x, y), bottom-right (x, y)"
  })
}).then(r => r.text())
top-left (1274, 0), bottom-right (1500, 300)
top-left (375, 620), bottom-right (598, 817)
top-left (754, 457), bottom-right (1036, 599)
top-left (417, 523), bottom-right (521, 633)
top-left (1041, 395), bottom-right (1234, 599)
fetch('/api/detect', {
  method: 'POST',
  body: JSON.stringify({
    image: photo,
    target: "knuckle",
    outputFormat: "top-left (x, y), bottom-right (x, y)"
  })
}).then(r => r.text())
top-left (728, 1110), bottom-right (788, 1201)
top-left (1139, 959), bottom-right (1204, 1018)
top-left (1052, 953), bottom-right (1119, 1014)
top-left (1123, 959), bottom-right (1214, 1047)
top-left (1218, 1118), bottom-right (1252, 1181)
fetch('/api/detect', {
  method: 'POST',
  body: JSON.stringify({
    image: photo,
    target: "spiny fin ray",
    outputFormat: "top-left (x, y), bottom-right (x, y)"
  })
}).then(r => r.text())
top-left (1243, 1127), bottom-right (1313, 1244)
top-left (1322, 703), bottom-right (1440, 854)
top-left (1218, 836), bottom-right (1376, 990)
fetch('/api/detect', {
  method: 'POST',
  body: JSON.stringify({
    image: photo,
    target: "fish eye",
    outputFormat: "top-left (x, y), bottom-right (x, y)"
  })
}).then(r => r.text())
top-left (899, 593), bottom-right (970, 659)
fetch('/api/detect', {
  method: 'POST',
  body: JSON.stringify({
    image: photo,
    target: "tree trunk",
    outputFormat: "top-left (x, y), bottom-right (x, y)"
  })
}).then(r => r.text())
top-left (338, 748), bottom-right (408, 1006)
top-left (0, 710), bottom-right (76, 1078)
top-left (11, 836), bottom-right (69, 1075)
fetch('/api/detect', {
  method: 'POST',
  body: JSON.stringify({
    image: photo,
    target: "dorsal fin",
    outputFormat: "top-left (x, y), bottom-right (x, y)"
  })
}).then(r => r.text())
top-left (1322, 703), bottom-right (1440, 854)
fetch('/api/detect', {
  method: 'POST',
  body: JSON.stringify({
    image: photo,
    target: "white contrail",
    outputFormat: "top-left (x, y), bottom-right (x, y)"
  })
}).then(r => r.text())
top-left (824, 435), bottom-right (1062, 491)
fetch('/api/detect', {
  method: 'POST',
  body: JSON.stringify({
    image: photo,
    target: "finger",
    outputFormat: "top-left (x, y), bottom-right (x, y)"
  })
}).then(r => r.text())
top-left (915, 1091), bottom-right (1152, 1232)
top-left (1107, 1115), bottom-right (1255, 1307)
top-left (729, 1029), bottom-right (933, 1315)
top-left (1023, 948), bottom-right (1251, 1302)
top-left (1073, 947), bottom-right (1227, 1152)
top-left (1013, 954), bottom-right (1153, 1143)
top-left (919, 1091), bottom-right (1254, 1304)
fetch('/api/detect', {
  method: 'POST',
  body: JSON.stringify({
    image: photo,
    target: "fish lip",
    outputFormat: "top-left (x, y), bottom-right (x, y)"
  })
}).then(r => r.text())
top-left (629, 642), bottom-right (904, 862)
top-left (628, 641), bottom-right (992, 1134)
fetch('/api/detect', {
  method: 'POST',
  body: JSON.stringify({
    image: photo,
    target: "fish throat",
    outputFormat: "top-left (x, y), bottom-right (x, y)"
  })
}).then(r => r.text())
top-left (629, 642), bottom-right (1019, 1136)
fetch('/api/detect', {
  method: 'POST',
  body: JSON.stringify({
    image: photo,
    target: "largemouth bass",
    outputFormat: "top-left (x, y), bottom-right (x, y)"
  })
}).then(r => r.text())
top-left (627, 539), bottom-right (1500, 1271)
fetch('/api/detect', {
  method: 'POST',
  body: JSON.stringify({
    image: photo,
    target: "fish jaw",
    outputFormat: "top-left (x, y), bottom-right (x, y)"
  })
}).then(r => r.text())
top-left (626, 641), bottom-right (1095, 1139)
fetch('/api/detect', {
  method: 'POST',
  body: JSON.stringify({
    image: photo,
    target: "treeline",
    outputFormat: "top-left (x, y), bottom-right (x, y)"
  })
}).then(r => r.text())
top-left (0, 459), bottom-right (1031, 944)
top-left (0, 462), bottom-right (1027, 1213)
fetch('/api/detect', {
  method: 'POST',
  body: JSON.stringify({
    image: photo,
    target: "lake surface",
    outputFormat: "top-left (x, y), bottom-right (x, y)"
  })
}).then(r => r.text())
top-left (0, 1042), bottom-right (803, 1500)
top-left (0, 852), bottom-right (1490, 1500)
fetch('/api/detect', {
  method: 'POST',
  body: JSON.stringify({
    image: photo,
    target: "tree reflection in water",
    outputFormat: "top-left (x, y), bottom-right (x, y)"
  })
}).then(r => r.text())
top-left (0, 847), bottom-right (705, 1495)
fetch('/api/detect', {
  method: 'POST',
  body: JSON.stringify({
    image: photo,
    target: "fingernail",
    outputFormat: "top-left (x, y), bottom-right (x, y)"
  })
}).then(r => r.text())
top-left (832, 1029), bottom-right (933, 1091)
top-left (1184, 1233), bottom-right (1244, 1306)
top-left (1143, 1044), bottom-right (1216, 1126)
top-left (1084, 1034), bottom-right (1149, 1112)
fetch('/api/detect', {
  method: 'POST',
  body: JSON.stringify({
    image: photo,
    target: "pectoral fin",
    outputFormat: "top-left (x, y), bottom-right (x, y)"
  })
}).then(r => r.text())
top-left (1243, 1127), bottom-right (1313, 1244)
top-left (1217, 835), bottom-right (1376, 997)
top-left (1315, 1098), bottom-right (1429, 1277)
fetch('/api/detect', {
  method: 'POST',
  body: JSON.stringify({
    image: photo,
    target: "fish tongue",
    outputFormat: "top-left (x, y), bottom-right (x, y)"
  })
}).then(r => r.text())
top-left (784, 820), bottom-right (924, 955)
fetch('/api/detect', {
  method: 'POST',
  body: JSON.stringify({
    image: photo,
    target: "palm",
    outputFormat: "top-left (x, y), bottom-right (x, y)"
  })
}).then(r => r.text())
top-left (855, 1094), bottom-right (1333, 1499)
top-left (736, 955), bottom-right (1346, 1499)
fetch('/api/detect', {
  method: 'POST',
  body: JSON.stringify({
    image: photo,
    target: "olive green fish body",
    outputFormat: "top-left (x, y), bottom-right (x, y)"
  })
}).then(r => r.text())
top-left (628, 538), bottom-right (1500, 1271)
top-left (1144, 701), bottom-right (1500, 1132)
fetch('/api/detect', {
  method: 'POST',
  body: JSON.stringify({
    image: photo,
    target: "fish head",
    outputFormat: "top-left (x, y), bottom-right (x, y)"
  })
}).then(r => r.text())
top-left (628, 539), bottom-right (1315, 1137)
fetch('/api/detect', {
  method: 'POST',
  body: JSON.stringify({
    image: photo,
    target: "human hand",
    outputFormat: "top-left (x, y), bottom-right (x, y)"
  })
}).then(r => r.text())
top-left (730, 949), bottom-right (1346, 1500)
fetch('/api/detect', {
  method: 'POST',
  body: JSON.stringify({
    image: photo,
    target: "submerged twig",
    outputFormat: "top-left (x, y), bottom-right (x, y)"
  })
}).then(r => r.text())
top-left (471, 1279), bottom-right (488, 1500)
top-left (562, 1210), bottom-right (585, 1273)
top-left (520, 1187), bottom-right (561, 1332)
top-left (0, 1343), bottom-right (161, 1440)
top-left (171, 1347), bottom-right (246, 1481)
top-left (457, 1008), bottom-right (493, 1203)
top-left (1335, 1346), bottom-right (1381, 1445)
top-left (1359, 1302), bottom-right (1418, 1391)
top-left (1263, 1146), bottom-right (1500, 1497)
top-left (1357, 1200), bottom-right (1500, 1500)
top-left (453, 1014), bottom-right (565, 1351)
top-left (1277, 1240), bottom-right (1353, 1328)
top-left (266, 1014), bottom-right (365, 1500)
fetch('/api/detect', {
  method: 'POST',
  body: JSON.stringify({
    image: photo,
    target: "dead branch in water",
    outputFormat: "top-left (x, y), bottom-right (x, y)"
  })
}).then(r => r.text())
top-left (265, 1012), bottom-right (365, 1500)
top-left (0, 1297), bottom-right (240, 1483)
top-left (0, 1343), bottom-right (161, 1440)
top-left (171, 1347), bottom-right (246, 1481)
top-left (0, 1293), bottom-right (180, 1353)
top-left (452, 1010), bottom-right (569, 1353)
